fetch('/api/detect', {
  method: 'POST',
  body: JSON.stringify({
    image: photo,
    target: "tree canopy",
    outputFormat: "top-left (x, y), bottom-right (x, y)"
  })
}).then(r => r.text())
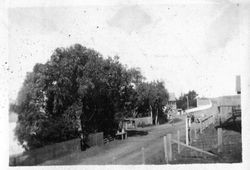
top-left (176, 90), bottom-right (198, 110)
top-left (135, 81), bottom-right (169, 124)
top-left (11, 44), bottom-right (169, 150)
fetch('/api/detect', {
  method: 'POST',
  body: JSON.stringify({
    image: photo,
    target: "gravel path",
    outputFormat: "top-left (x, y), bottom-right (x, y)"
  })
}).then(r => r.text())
top-left (41, 116), bottom-right (186, 165)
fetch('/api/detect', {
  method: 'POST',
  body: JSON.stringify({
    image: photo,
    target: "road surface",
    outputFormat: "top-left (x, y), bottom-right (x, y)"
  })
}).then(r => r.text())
top-left (41, 116), bottom-right (186, 165)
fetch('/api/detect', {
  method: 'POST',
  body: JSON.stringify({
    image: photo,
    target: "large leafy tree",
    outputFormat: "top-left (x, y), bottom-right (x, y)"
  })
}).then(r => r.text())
top-left (176, 90), bottom-right (198, 110)
top-left (12, 44), bottom-right (143, 150)
top-left (135, 81), bottom-right (169, 125)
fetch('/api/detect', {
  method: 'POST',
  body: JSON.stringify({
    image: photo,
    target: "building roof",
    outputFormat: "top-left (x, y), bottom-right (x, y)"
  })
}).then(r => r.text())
top-left (169, 93), bottom-right (176, 102)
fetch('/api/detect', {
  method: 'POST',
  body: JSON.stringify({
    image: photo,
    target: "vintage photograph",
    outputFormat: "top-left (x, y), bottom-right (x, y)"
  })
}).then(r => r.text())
top-left (7, 0), bottom-right (248, 167)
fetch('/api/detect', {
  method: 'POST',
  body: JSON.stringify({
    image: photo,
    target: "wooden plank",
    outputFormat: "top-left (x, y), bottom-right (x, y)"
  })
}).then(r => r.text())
top-left (141, 147), bottom-right (145, 164)
top-left (185, 116), bottom-right (189, 145)
top-left (217, 128), bottom-right (222, 153)
top-left (171, 139), bottom-right (218, 157)
top-left (219, 105), bottom-right (240, 107)
top-left (202, 115), bottom-right (213, 121)
top-left (188, 118), bottom-right (192, 143)
top-left (167, 134), bottom-right (172, 161)
top-left (163, 136), bottom-right (168, 163)
top-left (177, 130), bottom-right (180, 154)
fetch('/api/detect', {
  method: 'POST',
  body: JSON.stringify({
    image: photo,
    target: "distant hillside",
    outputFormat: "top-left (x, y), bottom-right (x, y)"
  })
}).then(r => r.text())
top-left (197, 98), bottom-right (210, 107)
top-left (211, 95), bottom-right (241, 106)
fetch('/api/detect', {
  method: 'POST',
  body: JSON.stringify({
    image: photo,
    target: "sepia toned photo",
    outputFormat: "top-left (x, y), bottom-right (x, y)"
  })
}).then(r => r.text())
top-left (6, 0), bottom-right (249, 168)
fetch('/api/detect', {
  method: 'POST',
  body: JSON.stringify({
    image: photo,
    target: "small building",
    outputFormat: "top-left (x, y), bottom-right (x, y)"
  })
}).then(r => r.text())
top-left (167, 93), bottom-right (177, 110)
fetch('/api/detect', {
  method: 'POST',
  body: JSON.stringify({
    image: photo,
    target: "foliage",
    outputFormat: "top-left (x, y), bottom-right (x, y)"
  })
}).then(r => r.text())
top-left (176, 90), bottom-right (198, 110)
top-left (135, 81), bottom-right (169, 125)
top-left (11, 44), bottom-right (169, 150)
top-left (12, 44), bottom-right (147, 150)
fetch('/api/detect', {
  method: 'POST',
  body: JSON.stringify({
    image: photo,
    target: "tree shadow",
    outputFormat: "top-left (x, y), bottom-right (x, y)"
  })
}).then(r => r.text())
top-left (127, 130), bottom-right (148, 137)
top-left (216, 119), bottom-right (241, 133)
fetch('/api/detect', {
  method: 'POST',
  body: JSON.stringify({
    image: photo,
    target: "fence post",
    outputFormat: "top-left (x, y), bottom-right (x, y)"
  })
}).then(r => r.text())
top-left (177, 130), bottom-right (180, 154)
top-left (167, 134), bottom-right (172, 162)
top-left (185, 116), bottom-right (189, 145)
top-left (217, 128), bottom-right (223, 153)
top-left (190, 128), bottom-right (192, 144)
top-left (164, 136), bottom-right (168, 163)
top-left (141, 147), bottom-right (145, 164)
top-left (219, 112), bottom-right (222, 126)
top-left (189, 118), bottom-right (192, 143)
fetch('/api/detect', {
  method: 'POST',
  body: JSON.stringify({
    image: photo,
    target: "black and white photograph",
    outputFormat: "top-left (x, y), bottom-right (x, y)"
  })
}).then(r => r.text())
top-left (2, 0), bottom-right (250, 169)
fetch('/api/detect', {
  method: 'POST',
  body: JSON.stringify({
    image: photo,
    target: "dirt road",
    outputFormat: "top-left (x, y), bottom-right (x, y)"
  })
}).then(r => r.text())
top-left (41, 116), bottom-right (186, 165)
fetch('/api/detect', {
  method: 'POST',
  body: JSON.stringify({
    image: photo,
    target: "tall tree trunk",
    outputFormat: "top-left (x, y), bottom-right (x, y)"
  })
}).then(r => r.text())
top-left (155, 109), bottom-right (158, 125)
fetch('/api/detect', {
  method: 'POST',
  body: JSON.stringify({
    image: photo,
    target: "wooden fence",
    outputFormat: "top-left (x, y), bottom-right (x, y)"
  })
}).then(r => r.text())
top-left (9, 132), bottom-right (103, 166)
top-left (161, 113), bottom-right (234, 163)
top-left (137, 103), bottom-right (240, 164)
top-left (189, 114), bottom-right (216, 142)
top-left (139, 112), bottom-right (223, 164)
top-left (125, 116), bottom-right (152, 129)
top-left (218, 105), bottom-right (241, 123)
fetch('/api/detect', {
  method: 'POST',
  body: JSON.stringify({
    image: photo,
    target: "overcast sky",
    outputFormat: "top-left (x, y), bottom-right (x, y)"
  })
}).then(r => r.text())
top-left (8, 0), bottom-right (247, 102)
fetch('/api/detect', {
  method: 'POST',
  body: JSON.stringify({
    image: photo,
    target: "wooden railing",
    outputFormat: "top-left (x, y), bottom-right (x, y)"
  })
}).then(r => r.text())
top-left (162, 132), bottom-right (218, 163)
top-left (218, 105), bottom-right (241, 124)
top-left (160, 100), bottom-right (219, 163)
